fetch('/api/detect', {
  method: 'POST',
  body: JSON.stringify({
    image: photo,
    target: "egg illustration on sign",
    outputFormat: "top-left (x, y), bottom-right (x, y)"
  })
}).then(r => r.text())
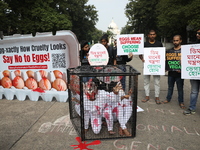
top-left (1, 70), bottom-right (12, 88)
top-left (12, 70), bottom-right (25, 89)
top-left (52, 70), bottom-right (67, 91)
top-left (38, 70), bottom-right (51, 90)
top-left (25, 70), bottom-right (38, 90)
top-left (53, 70), bottom-right (63, 79)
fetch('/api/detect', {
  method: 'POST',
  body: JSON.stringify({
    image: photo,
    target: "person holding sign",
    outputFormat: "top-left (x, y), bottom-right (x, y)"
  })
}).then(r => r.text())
top-left (113, 39), bottom-right (133, 90)
top-left (79, 40), bottom-right (90, 66)
top-left (163, 35), bottom-right (185, 109)
top-left (100, 34), bottom-right (116, 65)
top-left (79, 40), bottom-right (94, 82)
top-left (139, 30), bottom-right (163, 104)
top-left (183, 29), bottom-right (200, 115)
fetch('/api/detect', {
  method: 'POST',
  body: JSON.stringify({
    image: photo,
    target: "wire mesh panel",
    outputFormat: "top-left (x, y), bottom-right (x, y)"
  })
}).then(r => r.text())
top-left (67, 65), bottom-right (140, 141)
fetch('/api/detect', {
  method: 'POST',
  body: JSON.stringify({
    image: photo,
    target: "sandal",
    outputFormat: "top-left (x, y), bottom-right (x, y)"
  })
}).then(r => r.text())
top-left (155, 99), bottom-right (161, 104)
top-left (141, 98), bottom-right (149, 103)
top-left (179, 103), bottom-right (186, 109)
top-left (162, 100), bottom-right (169, 104)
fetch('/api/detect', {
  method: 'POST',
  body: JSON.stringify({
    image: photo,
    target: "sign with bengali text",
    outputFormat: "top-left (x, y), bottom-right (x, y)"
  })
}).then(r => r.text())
top-left (181, 44), bottom-right (200, 79)
top-left (88, 43), bottom-right (109, 66)
top-left (143, 47), bottom-right (165, 75)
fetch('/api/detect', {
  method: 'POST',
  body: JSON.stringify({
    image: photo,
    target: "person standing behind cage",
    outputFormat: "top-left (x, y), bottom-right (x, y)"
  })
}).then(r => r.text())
top-left (183, 29), bottom-right (200, 115)
top-left (139, 30), bottom-right (163, 104)
top-left (100, 34), bottom-right (116, 65)
top-left (163, 35), bottom-right (185, 109)
top-left (80, 40), bottom-right (90, 66)
top-left (79, 40), bottom-right (93, 82)
top-left (113, 39), bottom-right (133, 90)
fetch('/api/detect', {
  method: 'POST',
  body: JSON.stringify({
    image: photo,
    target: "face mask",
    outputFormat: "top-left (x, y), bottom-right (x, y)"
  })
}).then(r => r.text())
top-left (84, 79), bottom-right (97, 101)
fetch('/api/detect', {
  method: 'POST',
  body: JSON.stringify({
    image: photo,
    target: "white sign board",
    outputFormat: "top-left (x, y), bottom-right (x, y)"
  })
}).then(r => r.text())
top-left (0, 30), bottom-right (79, 102)
top-left (117, 34), bottom-right (144, 55)
top-left (143, 47), bottom-right (166, 75)
top-left (88, 43), bottom-right (109, 66)
top-left (181, 44), bottom-right (200, 80)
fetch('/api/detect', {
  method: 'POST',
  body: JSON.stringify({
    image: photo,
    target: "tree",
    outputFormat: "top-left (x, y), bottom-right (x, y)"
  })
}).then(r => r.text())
top-left (120, 25), bottom-right (134, 34)
top-left (1, 0), bottom-right (98, 41)
top-left (125, 0), bottom-right (200, 43)
top-left (89, 28), bottom-right (105, 44)
top-left (2, 0), bottom-right (72, 35)
top-left (125, 0), bottom-right (160, 34)
top-left (0, 1), bottom-right (10, 32)
top-left (156, 0), bottom-right (190, 43)
top-left (59, 0), bottom-right (98, 41)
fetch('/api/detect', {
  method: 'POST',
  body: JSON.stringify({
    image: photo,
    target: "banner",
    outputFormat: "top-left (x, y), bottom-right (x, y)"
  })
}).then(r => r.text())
top-left (88, 43), bottom-right (109, 66)
top-left (143, 47), bottom-right (165, 75)
top-left (181, 44), bottom-right (200, 79)
top-left (117, 34), bottom-right (144, 55)
top-left (165, 49), bottom-right (181, 71)
top-left (0, 31), bottom-right (79, 102)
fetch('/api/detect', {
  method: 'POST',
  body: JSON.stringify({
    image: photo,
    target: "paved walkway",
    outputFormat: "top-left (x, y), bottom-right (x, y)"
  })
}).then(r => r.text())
top-left (0, 56), bottom-right (199, 150)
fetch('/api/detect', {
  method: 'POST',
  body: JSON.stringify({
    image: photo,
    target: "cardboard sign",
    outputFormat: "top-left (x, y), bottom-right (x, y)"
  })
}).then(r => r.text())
top-left (181, 44), bottom-right (200, 79)
top-left (88, 43), bottom-right (109, 66)
top-left (117, 34), bottom-right (144, 55)
top-left (0, 30), bottom-right (79, 102)
top-left (165, 49), bottom-right (181, 71)
top-left (143, 47), bottom-right (165, 75)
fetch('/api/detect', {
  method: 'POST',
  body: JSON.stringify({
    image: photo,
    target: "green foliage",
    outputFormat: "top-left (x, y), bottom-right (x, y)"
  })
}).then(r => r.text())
top-left (126, 0), bottom-right (159, 34)
top-left (125, 0), bottom-right (200, 43)
top-left (156, 0), bottom-right (189, 40)
top-left (0, 0), bottom-right (98, 41)
top-left (184, 0), bottom-right (200, 31)
top-left (0, 1), bottom-right (10, 31)
top-left (120, 25), bottom-right (134, 34)
top-left (88, 28), bottom-right (105, 44)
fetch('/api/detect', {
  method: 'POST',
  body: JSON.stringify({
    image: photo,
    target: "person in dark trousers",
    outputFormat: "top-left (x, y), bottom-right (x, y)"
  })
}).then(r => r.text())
top-left (113, 39), bottom-right (133, 90)
top-left (163, 35), bottom-right (185, 109)
top-left (183, 29), bottom-right (200, 115)
top-left (139, 30), bottom-right (163, 104)
top-left (100, 34), bottom-right (116, 65)
top-left (79, 40), bottom-right (93, 82)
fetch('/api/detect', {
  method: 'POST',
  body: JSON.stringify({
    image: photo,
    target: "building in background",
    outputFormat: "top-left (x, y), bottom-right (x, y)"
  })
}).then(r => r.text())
top-left (108, 19), bottom-right (120, 44)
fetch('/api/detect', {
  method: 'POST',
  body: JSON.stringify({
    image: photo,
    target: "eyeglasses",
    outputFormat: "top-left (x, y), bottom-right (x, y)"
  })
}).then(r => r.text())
top-left (197, 32), bottom-right (200, 35)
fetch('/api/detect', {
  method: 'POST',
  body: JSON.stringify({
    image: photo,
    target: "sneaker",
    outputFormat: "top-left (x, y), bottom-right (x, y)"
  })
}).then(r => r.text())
top-left (183, 109), bottom-right (196, 115)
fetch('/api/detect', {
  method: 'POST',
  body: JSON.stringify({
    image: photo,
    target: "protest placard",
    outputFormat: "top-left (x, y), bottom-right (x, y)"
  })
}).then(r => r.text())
top-left (88, 43), bottom-right (109, 66)
top-left (117, 34), bottom-right (144, 55)
top-left (143, 47), bottom-right (165, 75)
top-left (165, 49), bottom-right (181, 71)
top-left (181, 44), bottom-right (200, 79)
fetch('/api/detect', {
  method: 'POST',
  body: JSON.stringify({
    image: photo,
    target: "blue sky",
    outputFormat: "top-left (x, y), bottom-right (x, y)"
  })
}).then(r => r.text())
top-left (87, 0), bottom-right (130, 32)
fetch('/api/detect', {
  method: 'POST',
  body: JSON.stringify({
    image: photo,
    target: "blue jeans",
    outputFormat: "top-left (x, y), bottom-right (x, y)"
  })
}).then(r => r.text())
top-left (166, 76), bottom-right (184, 103)
top-left (189, 80), bottom-right (200, 110)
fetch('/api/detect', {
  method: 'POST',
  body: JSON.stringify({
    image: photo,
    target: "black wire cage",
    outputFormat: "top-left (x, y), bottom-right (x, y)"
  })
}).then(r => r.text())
top-left (67, 65), bottom-right (140, 141)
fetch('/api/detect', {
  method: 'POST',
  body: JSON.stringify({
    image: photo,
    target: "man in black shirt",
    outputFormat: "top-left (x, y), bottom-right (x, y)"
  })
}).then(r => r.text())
top-left (139, 30), bottom-right (163, 104)
top-left (163, 35), bottom-right (185, 109)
